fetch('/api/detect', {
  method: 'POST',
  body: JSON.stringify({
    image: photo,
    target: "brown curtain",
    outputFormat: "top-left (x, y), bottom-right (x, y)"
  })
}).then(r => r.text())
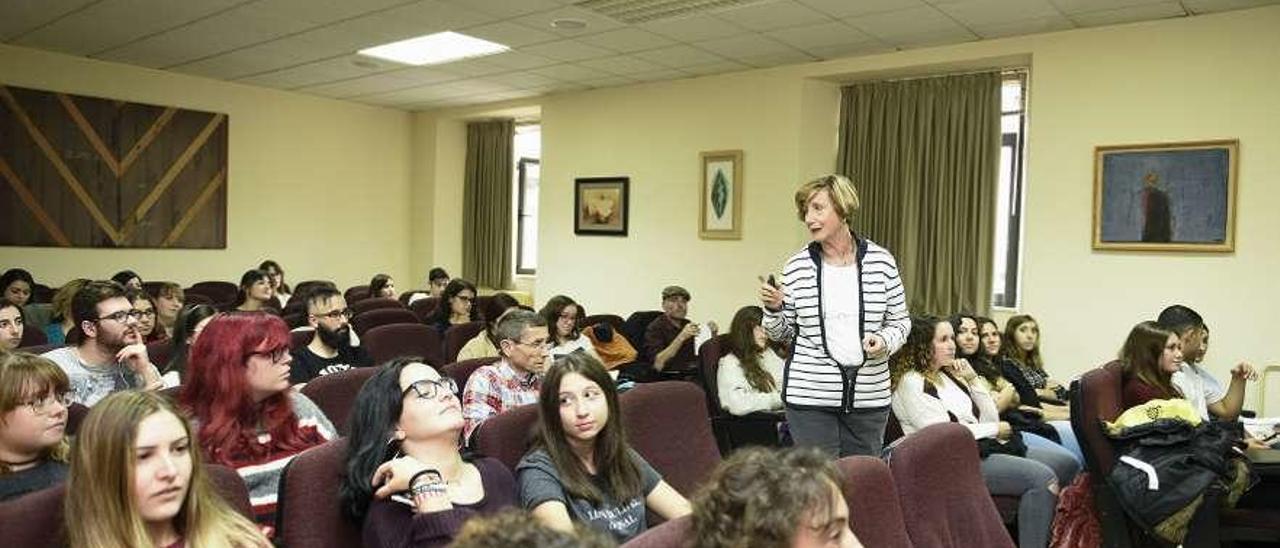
top-left (837, 72), bottom-right (1001, 316)
top-left (462, 119), bottom-right (514, 290)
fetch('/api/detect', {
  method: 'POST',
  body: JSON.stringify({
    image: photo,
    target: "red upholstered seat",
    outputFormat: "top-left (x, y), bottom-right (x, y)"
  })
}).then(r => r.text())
top-left (621, 515), bottom-right (692, 547)
top-left (206, 464), bottom-right (254, 519)
top-left (619, 381), bottom-right (721, 497)
top-left (289, 329), bottom-right (313, 351)
top-left (344, 284), bottom-right (371, 304)
top-left (441, 357), bottom-right (501, 391)
top-left (186, 281), bottom-right (237, 306)
top-left (442, 321), bottom-right (486, 364)
top-left (470, 403), bottom-right (540, 469)
top-left (697, 335), bottom-right (784, 452)
top-left (66, 402), bottom-right (89, 435)
top-left (350, 308), bottom-right (418, 337)
top-left (18, 324), bottom-right (47, 348)
top-left (351, 297), bottom-right (405, 316)
top-left (409, 297), bottom-right (440, 323)
top-left (17, 343), bottom-right (61, 355)
top-left (299, 367), bottom-right (379, 436)
top-left (582, 314), bottom-right (625, 332)
top-left (363, 323), bottom-right (444, 367)
top-left (835, 456), bottom-right (912, 548)
top-left (145, 339), bottom-right (173, 370)
top-left (890, 422), bottom-right (1014, 548)
top-left (276, 439), bottom-right (361, 548)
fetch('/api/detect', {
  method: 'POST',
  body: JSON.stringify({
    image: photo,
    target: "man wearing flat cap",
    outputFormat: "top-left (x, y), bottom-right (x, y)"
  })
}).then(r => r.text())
top-left (643, 285), bottom-right (717, 375)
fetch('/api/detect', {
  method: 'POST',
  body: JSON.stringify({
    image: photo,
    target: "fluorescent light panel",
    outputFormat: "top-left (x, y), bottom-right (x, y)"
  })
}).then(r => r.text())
top-left (358, 32), bottom-right (509, 66)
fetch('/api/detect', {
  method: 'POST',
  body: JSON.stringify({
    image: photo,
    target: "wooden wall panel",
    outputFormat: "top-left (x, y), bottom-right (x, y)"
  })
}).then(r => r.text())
top-left (0, 85), bottom-right (228, 248)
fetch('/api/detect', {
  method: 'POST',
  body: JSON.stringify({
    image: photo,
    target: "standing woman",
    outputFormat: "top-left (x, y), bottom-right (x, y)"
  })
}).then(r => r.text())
top-left (231, 270), bottom-right (275, 313)
top-left (259, 261), bottom-right (291, 304)
top-left (1002, 315), bottom-right (1068, 404)
top-left (758, 174), bottom-right (910, 457)
top-left (424, 280), bottom-right (480, 335)
top-left (65, 390), bottom-right (269, 548)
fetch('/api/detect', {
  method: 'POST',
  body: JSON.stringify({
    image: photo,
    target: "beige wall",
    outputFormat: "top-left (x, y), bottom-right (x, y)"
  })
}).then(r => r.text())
top-left (0, 44), bottom-right (413, 291)
top-left (419, 6), bottom-right (1280, 407)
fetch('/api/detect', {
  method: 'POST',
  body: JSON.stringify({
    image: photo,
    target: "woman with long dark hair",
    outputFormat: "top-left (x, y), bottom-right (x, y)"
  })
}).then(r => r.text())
top-left (160, 305), bottom-right (218, 387)
top-left (456, 294), bottom-right (521, 362)
top-left (340, 358), bottom-right (516, 547)
top-left (718, 306), bottom-right (785, 416)
top-left (539, 296), bottom-right (600, 363)
top-left (1120, 321), bottom-right (1184, 408)
top-left (423, 279), bottom-right (480, 334)
top-left (126, 288), bottom-right (166, 344)
top-left (259, 260), bottom-right (291, 304)
top-left (1002, 315), bottom-right (1068, 404)
top-left (231, 270), bottom-right (274, 313)
top-left (368, 274), bottom-right (396, 300)
top-left (517, 353), bottom-right (690, 542)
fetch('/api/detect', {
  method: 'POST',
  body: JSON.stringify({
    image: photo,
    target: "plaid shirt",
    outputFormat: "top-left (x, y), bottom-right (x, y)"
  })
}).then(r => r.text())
top-left (462, 359), bottom-right (542, 442)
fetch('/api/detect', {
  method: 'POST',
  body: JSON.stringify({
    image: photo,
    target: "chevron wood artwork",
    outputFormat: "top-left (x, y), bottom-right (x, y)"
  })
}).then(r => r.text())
top-left (0, 85), bottom-right (228, 248)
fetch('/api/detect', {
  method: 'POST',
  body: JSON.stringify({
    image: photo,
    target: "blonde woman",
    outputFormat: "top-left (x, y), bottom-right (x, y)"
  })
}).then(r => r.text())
top-left (0, 352), bottom-right (71, 501)
top-left (65, 390), bottom-right (268, 548)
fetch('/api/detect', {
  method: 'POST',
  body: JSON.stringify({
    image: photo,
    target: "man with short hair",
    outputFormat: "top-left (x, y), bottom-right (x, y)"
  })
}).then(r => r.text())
top-left (0, 301), bottom-right (23, 352)
top-left (644, 285), bottom-right (717, 373)
top-left (461, 309), bottom-right (549, 441)
top-left (41, 280), bottom-right (162, 406)
top-left (290, 287), bottom-right (371, 384)
top-left (1158, 304), bottom-right (1256, 421)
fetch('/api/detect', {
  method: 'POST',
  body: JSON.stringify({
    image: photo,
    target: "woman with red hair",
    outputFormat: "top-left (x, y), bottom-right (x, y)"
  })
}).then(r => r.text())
top-left (181, 312), bottom-right (335, 535)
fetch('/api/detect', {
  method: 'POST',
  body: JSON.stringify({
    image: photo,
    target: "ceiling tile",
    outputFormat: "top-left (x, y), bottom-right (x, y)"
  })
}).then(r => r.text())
top-left (884, 26), bottom-right (980, 48)
top-left (716, 0), bottom-right (835, 31)
top-left (480, 70), bottom-right (563, 89)
top-left (1069, 1), bottom-right (1187, 26)
top-left (765, 20), bottom-right (877, 51)
top-left (234, 55), bottom-right (382, 89)
top-left (583, 75), bottom-right (640, 88)
top-left (97, 7), bottom-right (315, 68)
top-left (442, 0), bottom-right (564, 18)
top-left (936, 0), bottom-right (1063, 27)
top-left (335, 0), bottom-right (498, 48)
top-left (14, 0), bottom-right (245, 55)
top-left (480, 50), bottom-right (558, 70)
top-left (577, 55), bottom-right (668, 75)
top-left (513, 6), bottom-right (625, 37)
top-left (300, 71), bottom-right (456, 98)
top-left (806, 41), bottom-right (895, 60)
top-left (170, 37), bottom-right (328, 79)
top-left (577, 28), bottom-right (675, 53)
top-left (796, 0), bottom-right (929, 18)
top-left (681, 60), bottom-right (753, 76)
top-left (459, 20), bottom-right (560, 48)
top-left (637, 13), bottom-right (748, 41)
top-left (695, 33), bottom-right (798, 59)
top-left (0, 0), bottom-right (97, 41)
top-left (629, 68), bottom-right (692, 82)
top-left (436, 58), bottom-right (507, 77)
top-left (251, 0), bottom-right (413, 26)
top-left (737, 49), bottom-right (818, 67)
top-left (970, 14), bottom-right (1076, 39)
top-left (1182, 0), bottom-right (1280, 14)
top-left (1047, 0), bottom-right (1175, 14)
top-left (632, 44), bottom-right (726, 68)
top-left (528, 63), bottom-right (614, 82)
top-left (845, 6), bottom-right (978, 44)
top-left (522, 39), bottom-right (616, 62)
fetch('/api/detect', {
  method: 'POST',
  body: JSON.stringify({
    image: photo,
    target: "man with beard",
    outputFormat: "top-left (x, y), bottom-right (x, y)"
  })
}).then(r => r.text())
top-left (42, 280), bottom-right (162, 406)
top-left (290, 286), bottom-right (370, 384)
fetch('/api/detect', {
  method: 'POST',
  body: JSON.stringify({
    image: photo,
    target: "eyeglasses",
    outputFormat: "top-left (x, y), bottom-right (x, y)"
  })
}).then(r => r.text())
top-left (21, 392), bottom-right (71, 416)
top-left (515, 338), bottom-right (550, 350)
top-left (94, 309), bottom-right (144, 323)
top-left (402, 378), bottom-right (458, 400)
top-left (251, 347), bottom-right (290, 363)
top-left (135, 309), bottom-right (156, 319)
top-left (310, 308), bottom-right (354, 321)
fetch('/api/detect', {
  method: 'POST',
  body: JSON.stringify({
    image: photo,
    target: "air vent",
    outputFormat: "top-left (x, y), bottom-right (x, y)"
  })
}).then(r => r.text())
top-left (573, 0), bottom-right (771, 24)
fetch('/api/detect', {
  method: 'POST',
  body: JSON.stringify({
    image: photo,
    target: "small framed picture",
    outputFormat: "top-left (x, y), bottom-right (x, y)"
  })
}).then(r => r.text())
top-left (574, 177), bottom-right (629, 236)
top-left (700, 149), bottom-right (743, 240)
top-left (1093, 140), bottom-right (1238, 252)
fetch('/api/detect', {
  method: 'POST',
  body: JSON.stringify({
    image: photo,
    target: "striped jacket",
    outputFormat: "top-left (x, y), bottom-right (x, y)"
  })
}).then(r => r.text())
top-left (763, 235), bottom-right (910, 410)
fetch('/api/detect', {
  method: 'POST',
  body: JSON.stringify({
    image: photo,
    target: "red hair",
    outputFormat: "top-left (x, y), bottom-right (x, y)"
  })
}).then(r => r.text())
top-left (181, 312), bottom-right (313, 466)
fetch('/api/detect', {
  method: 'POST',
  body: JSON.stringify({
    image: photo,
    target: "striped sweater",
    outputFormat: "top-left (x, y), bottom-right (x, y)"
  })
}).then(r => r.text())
top-left (763, 235), bottom-right (910, 410)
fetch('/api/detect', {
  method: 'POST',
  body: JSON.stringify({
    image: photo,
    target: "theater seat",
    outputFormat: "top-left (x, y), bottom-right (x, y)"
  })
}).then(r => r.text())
top-left (17, 343), bottom-right (61, 355)
top-left (582, 314), bottom-right (624, 333)
top-left (18, 326), bottom-right (47, 349)
top-left (145, 340), bottom-right (172, 370)
top-left (300, 367), bottom-right (380, 436)
top-left (187, 281), bottom-right (237, 306)
top-left (469, 403), bottom-right (540, 469)
top-left (350, 308), bottom-right (418, 337)
top-left (835, 456), bottom-right (912, 548)
top-left (290, 329), bottom-right (313, 351)
top-left (697, 335), bottom-right (783, 452)
top-left (363, 323), bottom-right (444, 367)
top-left (344, 285), bottom-right (371, 305)
top-left (442, 321), bottom-right (485, 363)
top-left (619, 381), bottom-right (720, 497)
top-left (206, 464), bottom-right (254, 519)
top-left (621, 515), bottom-right (691, 547)
top-left (66, 402), bottom-right (89, 435)
top-left (409, 297), bottom-right (439, 322)
top-left (622, 311), bottom-right (663, 359)
top-left (351, 297), bottom-right (404, 316)
top-left (441, 357), bottom-right (501, 392)
top-left (276, 439), bottom-right (361, 548)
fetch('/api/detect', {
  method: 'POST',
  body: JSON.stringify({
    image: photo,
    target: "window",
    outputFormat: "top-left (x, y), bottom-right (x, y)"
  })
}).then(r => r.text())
top-left (992, 72), bottom-right (1026, 309)
top-left (514, 124), bottom-right (540, 275)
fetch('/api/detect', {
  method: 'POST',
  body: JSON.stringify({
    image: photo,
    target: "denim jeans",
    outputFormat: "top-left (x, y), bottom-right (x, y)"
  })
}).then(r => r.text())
top-left (981, 453), bottom-right (1058, 548)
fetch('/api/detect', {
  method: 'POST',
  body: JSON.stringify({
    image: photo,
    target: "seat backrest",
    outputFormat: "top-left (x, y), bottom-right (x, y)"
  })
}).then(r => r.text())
top-left (441, 357), bottom-right (501, 391)
top-left (619, 381), bottom-right (721, 496)
top-left (1073, 360), bottom-right (1126, 477)
top-left (470, 403), bottom-right (540, 469)
top-left (889, 423), bottom-right (1013, 548)
top-left (66, 402), bottom-right (89, 435)
top-left (409, 297), bottom-right (440, 322)
top-left (206, 463), bottom-right (254, 519)
top-left (29, 283), bottom-right (53, 304)
top-left (443, 321), bottom-right (486, 363)
top-left (697, 335), bottom-right (731, 417)
top-left (397, 290), bottom-right (421, 305)
top-left (184, 293), bottom-right (213, 306)
top-left (18, 343), bottom-right (61, 355)
top-left (19, 325), bottom-right (47, 348)
top-left (290, 329), bottom-right (313, 351)
top-left (473, 295), bottom-right (494, 319)
top-left (0, 483), bottom-right (64, 547)
top-left (363, 323), bottom-right (444, 367)
top-left (146, 339), bottom-right (173, 370)
top-left (350, 308), bottom-right (419, 337)
top-left (187, 281), bottom-right (238, 305)
top-left (351, 297), bottom-right (403, 316)
top-left (620, 515), bottom-right (692, 548)
top-left (299, 367), bottom-right (380, 436)
top-left (836, 456), bottom-right (912, 548)
top-left (277, 438), bottom-right (361, 548)
top-left (622, 311), bottom-right (663, 358)
top-left (344, 285), bottom-right (371, 305)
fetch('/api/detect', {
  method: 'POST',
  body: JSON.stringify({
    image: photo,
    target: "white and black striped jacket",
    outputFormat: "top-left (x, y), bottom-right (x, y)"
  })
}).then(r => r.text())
top-left (763, 235), bottom-right (910, 410)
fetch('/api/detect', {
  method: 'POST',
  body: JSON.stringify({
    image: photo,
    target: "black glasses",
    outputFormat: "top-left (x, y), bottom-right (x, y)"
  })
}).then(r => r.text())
top-left (402, 378), bottom-right (458, 400)
top-left (310, 308), bottom-right (354, 321)
top-left (94, 310), bottom-right (144, 323)
top-left (251, 347), bottom-right (290, 363)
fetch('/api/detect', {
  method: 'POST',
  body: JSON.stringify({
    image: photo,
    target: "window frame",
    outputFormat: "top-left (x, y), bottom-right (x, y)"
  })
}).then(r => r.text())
top-left (515, 156), bottom-right (539, 276)
top-left (993, 71), bottom-right (1027, 310)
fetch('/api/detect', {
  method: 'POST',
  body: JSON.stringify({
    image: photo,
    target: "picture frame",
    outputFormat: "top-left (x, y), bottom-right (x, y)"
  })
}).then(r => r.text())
top-left (574, 177), bottom-right (629, 236)
top-left (699, 149), bottom-right (743, 240)
top-left (1092, 139), bottom-right (1238, 252)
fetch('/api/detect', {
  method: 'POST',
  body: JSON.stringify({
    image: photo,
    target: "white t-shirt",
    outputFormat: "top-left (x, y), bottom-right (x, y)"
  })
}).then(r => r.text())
top-left (1172, 362), bottom-right (1227, 421)
top-left (549, 333), bottom-right (602, 363)
top-left (821, 263), bottom-right (864, 366)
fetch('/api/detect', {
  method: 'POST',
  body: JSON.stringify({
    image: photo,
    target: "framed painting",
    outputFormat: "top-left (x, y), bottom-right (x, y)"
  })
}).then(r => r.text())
top-left (574, 177), bottom-right (629, 236)
top-left (1093, 139), bottom-right (1237, 252)
top-left (699, 149), bottom-right (743, 240)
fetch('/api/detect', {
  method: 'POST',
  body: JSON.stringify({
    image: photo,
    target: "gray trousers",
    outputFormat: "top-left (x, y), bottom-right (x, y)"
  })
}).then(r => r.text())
top-left (785, 405), bottom-right (890, 458)
top-left (981, 454), bottom-right (1059, 548)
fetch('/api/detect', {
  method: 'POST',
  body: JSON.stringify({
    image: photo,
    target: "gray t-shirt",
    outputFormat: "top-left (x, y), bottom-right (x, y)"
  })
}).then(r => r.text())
top-left (41, 346), bottom-right (157, 407)
top-left (516, 448), bottom-right (662, 543)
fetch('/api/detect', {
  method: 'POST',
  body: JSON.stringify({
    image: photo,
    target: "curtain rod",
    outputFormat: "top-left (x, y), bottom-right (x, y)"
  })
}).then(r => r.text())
top-left (851, 67), bottom-right (1027, 85)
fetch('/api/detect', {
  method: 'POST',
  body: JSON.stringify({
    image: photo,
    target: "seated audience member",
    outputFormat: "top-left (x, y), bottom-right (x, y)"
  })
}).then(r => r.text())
top-left (66, 390), bottom-right (269, 548)
top-left (457, 295), bottom-right (522, 362)
top-left (1002, 314), bottom-right (1068, 404)
top-left (644, 285), bottom-right (717, 374)
top-left (259, 260), bottom-right (292, 304)
top-left (291, 287), bottom-right (371, 384)
top-left (518, 353), bottom-right (691, 542)
top-left (181, 312), bottom-right (336, 530)
top-left (0, 352), bottom-right (70, 501)
top-left (1158, 305), bottom-right (1257, 421)
top-left (160, 304), bottom-right (218, 387)
top-left (718, 306), bottom-right (785, 416)
top-left (540, 296), bottom-right (601, 363)
top-left (231, 269), bottom-right (275, 312)
top-left (583, 323), bottom-right (636, 371)
top-left (42, 281), bottom-right (163, 406)
top-left (109, 270), bottom-right (143, 291)
top-left (691, 447), bottom-right (863, 548)
top-left (2, 269), bottom-right (34, 308)
top-left (890, 316), bottom-right (1067, 548)
top-left (1120, 321), bottom-right (1184, 408)
top-left (424, 279), bottom-right (480, 334)
top-left (126, 288), bottom-right (166, 344)
top-left (152, 282), bottom-right (185, 340)
top-left (368, 274), bottom-right (396, 299)
top-left (340, 358), bottom-right (516, 547)
top-left (0, 302), bottom-right (23, 353)
top-left (45, 278), bottom-right (89, 346)
top-left (428, 267), bottom-right (450, 299)
top-left (461, 310), bottom-right (549, 441)
top-left (450, 509), bottom-right (613, 548)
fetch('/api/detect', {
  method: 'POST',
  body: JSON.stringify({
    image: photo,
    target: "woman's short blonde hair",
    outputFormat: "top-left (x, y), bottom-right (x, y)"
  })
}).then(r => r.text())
top-left (794, 174), bottom-right (861, 226)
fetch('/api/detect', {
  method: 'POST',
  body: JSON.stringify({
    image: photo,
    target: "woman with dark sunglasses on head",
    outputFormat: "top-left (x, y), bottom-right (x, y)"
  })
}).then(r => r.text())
top-left (340, 358), bottom-right (516, 548)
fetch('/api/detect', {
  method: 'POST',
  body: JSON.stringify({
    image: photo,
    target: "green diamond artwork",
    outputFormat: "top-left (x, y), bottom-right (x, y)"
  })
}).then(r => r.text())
top-left (711, 169), bottom-right (729, 219)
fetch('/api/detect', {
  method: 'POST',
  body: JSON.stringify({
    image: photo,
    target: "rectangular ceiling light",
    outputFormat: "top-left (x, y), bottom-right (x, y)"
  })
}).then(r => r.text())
top-left (358, 31), bottom-right (509, 66)
top-left (574, 0), bottom-right (770, 24)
